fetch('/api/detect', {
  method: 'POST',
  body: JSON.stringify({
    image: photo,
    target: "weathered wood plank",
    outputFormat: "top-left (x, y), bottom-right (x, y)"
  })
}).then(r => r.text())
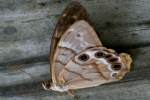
top-left (1, 0), bottom-right (150, 23)
top-left (1, 0), bottom-right (150, 64)
top-left (0, 0), bottom-right (150, 100)
top-left (0, 47), bottom-right (149, 90)
top-left (0, 79), bottom-right (149, 100)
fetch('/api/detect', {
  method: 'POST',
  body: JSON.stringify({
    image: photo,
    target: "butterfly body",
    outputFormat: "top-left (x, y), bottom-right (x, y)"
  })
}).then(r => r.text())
top-left (42, 1), bottom-right (132, 92)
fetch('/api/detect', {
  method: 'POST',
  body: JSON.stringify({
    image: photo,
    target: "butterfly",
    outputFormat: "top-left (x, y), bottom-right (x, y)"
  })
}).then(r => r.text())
top-left (42, 1), bottom-right (132, 92)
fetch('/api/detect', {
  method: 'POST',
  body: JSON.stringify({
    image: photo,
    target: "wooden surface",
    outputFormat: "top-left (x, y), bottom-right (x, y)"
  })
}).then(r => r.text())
top-left (0, 0), bottom-right (150, 100)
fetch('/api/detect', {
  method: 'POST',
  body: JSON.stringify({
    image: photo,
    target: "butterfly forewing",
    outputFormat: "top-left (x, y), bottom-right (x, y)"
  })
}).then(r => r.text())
top-left (50, 1), bottom-right (91, 62)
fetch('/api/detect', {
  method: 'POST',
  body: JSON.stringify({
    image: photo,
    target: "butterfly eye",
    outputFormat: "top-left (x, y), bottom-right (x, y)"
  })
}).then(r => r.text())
top-left (95, 51), bottom-right (105, 58)
top-left (78, 54), bottom-right (89, 61)
top-left (112, 64), bottom-right (122, 71)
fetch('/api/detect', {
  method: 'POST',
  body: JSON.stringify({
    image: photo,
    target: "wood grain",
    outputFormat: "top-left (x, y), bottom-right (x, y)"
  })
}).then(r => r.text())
top-left (0, 46), bottom-right (150, 99)
top-left (0, 0), bottom-right (150, 100)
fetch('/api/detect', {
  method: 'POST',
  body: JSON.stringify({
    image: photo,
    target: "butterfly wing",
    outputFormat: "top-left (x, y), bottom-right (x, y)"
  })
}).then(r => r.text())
top-left (50, 2), bottom-right (102, 84)
top-left (50, 1), bottom-right (91, 62)
top-left (42, 1), bottom-right (132, 92)
top-left (58, 47), bottom-right (132, 90)
top-left (53, 20), bottom-right (102, 84)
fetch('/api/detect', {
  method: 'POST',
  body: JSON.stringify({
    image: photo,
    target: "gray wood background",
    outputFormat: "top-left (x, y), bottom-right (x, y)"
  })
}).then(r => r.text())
top-left (0, 0), bottom-right (150, 100)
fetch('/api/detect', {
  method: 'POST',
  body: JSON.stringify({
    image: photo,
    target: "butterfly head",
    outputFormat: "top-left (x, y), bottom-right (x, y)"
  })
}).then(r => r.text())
top-left (41, 80), bottom-right (52, 90)
top-left (42, 80), bottom-right (69, 92)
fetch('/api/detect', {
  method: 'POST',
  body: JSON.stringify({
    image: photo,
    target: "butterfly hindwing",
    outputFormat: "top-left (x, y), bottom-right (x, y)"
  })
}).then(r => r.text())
top-left (50, 1), bottom-right (102, 84)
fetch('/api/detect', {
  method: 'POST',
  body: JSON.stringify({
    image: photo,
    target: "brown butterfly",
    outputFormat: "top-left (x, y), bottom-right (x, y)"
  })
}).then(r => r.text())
top-left (42, 1), bottom-right (132, 92)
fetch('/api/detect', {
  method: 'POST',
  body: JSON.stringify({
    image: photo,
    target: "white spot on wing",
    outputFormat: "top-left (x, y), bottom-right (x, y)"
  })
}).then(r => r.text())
top-left (95, 58), bottom-right (118, 74)
top-left (95, 58), bottom-right (110, 66)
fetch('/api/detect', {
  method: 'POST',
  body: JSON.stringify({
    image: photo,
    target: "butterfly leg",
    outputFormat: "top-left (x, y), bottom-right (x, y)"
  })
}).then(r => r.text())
top-left (68, 89), bottom-right (75, 97)
top-left (68, 90), bottom-right (80, 100)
